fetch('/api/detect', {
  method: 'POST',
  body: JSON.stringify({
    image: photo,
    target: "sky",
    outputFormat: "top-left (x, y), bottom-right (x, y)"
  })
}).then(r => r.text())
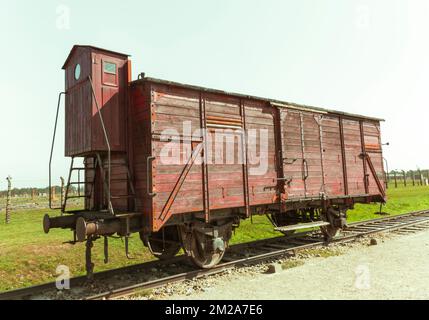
top-left (0, 0), bottom-right (428, 189)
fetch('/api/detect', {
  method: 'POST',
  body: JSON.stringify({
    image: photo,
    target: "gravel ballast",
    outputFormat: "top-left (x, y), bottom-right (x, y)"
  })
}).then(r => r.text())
top-left (158, 230), bottom-right (429, 300)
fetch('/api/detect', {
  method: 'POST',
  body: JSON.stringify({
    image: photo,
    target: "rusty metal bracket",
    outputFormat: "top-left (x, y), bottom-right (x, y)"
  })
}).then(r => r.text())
top-left (85, 236), bottom-right (95, 280)
top-left (124, 217), bottom-right (134, 259)
top-left (299, 113), bottom-right (308, 196)
top-left (273, 105), bottom-right (286, 197)
top-left (339, 117), bottom-right (349, 195)
top-left (359, 121), bottom-right (370, 195)
top-left (103, 236), bottom-right (109, 264)
top-left (239, 99), bottom-right (250, 218)
top-left (200, 93), bottom-right (210, 223)
top-left (283, 158), bottom-right (297, 165)
top-left (315, 115), bottom-right (326, 194)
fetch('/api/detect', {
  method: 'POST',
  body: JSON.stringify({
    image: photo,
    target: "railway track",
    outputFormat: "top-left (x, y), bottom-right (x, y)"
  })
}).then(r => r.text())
top-left (2, 209), bottom-right (429, 300)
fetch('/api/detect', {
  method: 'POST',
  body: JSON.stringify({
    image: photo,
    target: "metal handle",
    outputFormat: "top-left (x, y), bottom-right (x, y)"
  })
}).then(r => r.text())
top-left (147, 156), bottom-right (156, 197)
top-left (303, 159), bottom-right (309, 180)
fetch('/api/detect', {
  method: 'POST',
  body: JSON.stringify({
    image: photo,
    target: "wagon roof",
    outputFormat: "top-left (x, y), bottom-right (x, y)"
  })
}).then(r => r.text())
top-left (62, 45), bottom-right (130, 69)
top-left (132, 77), bottom-right (384, 122)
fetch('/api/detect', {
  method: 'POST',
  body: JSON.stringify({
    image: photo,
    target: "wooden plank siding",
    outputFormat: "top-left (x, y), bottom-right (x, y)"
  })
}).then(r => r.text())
top-left (130, 82), bottom-right (153, 232)
top-left (128, 79), bottom-right (386, 232)
top-left (320, 116), bottom-right (345, 196)
top-left (343, 118), bottom-right (367, 195)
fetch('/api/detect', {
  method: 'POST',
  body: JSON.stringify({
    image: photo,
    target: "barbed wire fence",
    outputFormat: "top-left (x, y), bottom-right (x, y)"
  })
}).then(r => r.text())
top-left (385, 169), bottom-right (429, 188)
top-left (1, 177), bottom-right (83, 224)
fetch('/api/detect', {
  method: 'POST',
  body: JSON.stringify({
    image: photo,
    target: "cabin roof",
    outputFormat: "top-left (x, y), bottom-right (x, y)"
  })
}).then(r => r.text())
top-left (62, 45), bottom-right (130, 69)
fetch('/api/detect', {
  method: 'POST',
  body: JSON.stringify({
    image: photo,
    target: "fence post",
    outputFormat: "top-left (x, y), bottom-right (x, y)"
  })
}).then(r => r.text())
top-left (412, 171), bottom-right (415, 186)
top-left (385, 171), bottom-right (388, 189)
top-left (394, 172), bottom-right (397, 188)
top-left (60, 177), bottom-right (65, 208)
top-left (418, 169), bottom-right (423, 186)
top-left (5, 176), bottom-right (12, 224)
top-left (402, 170), bottom-right (406, 187)
top-left (51, 186), bottom-right (56, 202)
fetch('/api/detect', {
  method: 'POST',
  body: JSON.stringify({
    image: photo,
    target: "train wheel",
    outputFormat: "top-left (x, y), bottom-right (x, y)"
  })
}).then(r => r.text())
top-left (320, 224), bottom-right (339, 240)
top-left (320, 207), bottom-right (346, 241)
top-left (180, 222), bottom-right (232, 269)
top-left (189, 232), bottom-right (227, 268)
top-left (143, 226), bottom-right (182, 260)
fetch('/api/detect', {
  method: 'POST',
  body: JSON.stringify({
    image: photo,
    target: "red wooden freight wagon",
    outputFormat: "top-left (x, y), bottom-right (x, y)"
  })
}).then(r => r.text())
top-left (44, 46), bottom-right (386, 272)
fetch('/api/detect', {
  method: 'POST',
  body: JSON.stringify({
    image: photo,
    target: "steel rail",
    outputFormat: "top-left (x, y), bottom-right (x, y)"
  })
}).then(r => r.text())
top-left (0, 256), bottom-right (187, 300)
top-left (1, 209), bottom-right (429, 300)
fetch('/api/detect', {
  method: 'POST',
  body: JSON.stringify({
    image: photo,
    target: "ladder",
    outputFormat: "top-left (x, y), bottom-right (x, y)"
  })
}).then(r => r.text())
top-left (62, 156), bottom-right (96, 213)
top-left (96, 153), bottom-right (137, 214)
top-left (62, 153), bottom-right (136, 215)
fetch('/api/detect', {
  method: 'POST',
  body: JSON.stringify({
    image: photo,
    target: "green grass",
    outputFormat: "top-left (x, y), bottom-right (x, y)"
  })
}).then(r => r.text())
top-left (0, 184), bottom-right (428, 292)
top-left (347, 184), bottom-right (429, 223)
top-left (0, 208), bottom-right (154, 291)
top-left (232, 184), bottom-right (429, 244)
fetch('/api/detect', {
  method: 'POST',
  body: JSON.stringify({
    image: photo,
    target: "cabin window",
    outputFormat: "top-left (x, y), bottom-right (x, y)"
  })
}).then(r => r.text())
top-left (103, 61), bottom-right (117, 75)
top-left (74, 64), bottom-right (81, 80)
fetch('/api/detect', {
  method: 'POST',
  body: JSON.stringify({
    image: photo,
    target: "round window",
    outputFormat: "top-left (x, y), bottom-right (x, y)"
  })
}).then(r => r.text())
top-left (74, 64), bottom-right (81, 80)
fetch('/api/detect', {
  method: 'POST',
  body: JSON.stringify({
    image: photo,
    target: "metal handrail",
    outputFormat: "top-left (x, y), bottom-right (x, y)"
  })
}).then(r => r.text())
top-left (49, 92), bottom-right (66, 210)
top-left (88, 76), bottom-right (114, 215)
top-left (147, 156), bottom-right (156, 197)
top-left (302, 158), bottom-right (309, 180)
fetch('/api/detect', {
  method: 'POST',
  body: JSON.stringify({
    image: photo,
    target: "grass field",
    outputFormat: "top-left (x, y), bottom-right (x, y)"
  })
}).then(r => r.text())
top-left (0, 184), bottom-right (428, 292)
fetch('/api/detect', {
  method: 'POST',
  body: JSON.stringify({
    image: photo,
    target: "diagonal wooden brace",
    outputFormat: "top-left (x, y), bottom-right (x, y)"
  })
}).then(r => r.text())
top-left (362, 152), bottom-right (386, 200)
top-left (158, 141), bottom-right (205, 222)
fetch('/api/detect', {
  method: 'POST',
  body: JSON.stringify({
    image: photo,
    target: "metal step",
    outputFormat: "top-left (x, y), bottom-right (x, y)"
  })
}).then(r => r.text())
top-left (69, 181), bottom-right (94, 185)
top-left (260, 243), bottom-right (293, 250)
top-left (274, 221), bottom-right (330, 232)
top-left (100, 164), bottom-right (128, 168)
top-left (111, 195), bottom-right (136, 199)
top-left (66, 195), bottom-right (90, 199)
